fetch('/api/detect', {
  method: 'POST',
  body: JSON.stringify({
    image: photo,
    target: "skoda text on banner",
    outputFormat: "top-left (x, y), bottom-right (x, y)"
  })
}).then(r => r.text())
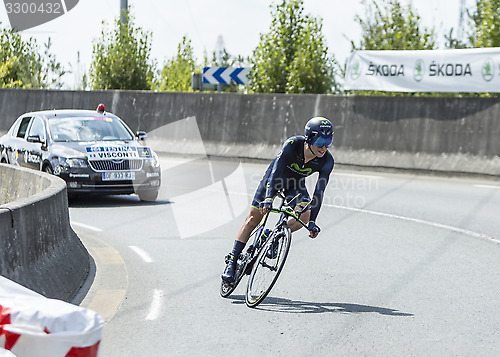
top-left (344, 48), bottom-right (500, 92)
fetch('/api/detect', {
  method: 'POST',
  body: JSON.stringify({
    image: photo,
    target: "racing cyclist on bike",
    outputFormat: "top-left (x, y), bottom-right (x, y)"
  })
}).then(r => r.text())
top-left (221, 117), bottom-right (335, 284)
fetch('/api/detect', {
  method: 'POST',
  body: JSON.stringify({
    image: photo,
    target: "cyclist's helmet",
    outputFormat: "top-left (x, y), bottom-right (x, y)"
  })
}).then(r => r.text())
top-left (304, 117), bottom-right (333, 147)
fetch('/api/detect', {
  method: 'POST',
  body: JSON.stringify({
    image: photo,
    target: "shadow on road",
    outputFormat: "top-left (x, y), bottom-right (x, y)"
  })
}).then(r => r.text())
top-left (228, 295), bottom-right (413, 316)
top-left (68, 194), bottom-right (171, 208)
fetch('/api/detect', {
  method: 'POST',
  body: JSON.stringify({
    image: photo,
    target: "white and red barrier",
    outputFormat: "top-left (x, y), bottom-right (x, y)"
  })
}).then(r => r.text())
top-left (0, 276), bottom-right (104, 357)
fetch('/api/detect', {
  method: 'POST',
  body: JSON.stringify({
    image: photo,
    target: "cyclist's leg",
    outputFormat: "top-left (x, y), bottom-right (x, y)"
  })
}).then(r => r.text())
top-left (289, 208), bottom-right (310, 232)
top-left (235, 206), bottom-right (264, 243)
top-left (222, 174), bottom-right (267, 282)
top-left (222, 206), bottom-right (264, 282)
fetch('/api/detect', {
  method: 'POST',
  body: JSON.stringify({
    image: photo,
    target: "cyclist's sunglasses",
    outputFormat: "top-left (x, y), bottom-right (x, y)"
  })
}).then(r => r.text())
top-left (312, 135), bottom-right (332, 148)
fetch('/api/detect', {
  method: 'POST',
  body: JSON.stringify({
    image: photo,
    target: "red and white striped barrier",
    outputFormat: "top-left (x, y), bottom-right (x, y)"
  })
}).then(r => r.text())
top-left (0, 348), bottom-right (16, 356)
top-left (0, 276), bottom-right (104, 357)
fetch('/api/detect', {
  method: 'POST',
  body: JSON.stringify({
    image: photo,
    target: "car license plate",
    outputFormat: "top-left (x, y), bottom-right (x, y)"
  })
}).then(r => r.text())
top-left (102, 171), bottom-right (135, 181)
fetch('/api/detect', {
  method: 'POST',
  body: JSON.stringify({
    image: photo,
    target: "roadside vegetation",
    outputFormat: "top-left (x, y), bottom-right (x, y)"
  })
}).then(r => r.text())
top-left (0, 0), bottom-right (499, 95)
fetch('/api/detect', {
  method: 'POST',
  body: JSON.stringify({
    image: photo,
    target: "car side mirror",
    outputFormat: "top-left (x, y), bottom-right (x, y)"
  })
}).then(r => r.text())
top-left (27, 135), bottom-right (43, 143)
top-left (136, 131), bottom-right (147, 140)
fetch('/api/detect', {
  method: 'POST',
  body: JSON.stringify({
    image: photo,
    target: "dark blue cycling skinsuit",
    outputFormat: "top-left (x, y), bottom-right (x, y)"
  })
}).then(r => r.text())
top-left (251, 135), bottom-right (334, 224)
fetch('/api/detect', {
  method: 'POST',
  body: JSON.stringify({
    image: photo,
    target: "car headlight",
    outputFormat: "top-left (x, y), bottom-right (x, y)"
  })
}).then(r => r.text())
top-left (146, 151), bottom-right (160, 168)
top-left (57, 157), bottom-right (88, 168)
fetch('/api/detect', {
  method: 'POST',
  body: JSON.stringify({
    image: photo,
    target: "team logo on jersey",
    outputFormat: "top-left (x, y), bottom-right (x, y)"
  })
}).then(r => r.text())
top-left (290, 163), bottom-right (312, 175)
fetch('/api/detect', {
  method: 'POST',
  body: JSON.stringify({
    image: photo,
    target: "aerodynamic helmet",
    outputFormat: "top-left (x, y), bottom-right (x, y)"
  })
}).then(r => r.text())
top-left (304, 117), bottom-right (333, 147)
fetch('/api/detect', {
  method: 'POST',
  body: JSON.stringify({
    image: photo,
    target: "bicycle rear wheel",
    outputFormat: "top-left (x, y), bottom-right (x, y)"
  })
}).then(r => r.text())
top-left (245, 226), bottom-right (291, 307)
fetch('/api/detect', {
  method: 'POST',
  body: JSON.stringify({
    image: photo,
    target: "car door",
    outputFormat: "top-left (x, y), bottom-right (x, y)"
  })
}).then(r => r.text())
top-left (8, 116), bottom-right (32, 167)
top-left (24, 116), bottom-right (46, 170)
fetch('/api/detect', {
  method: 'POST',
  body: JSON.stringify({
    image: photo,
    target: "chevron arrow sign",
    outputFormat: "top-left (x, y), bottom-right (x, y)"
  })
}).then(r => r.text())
top-left (203, 67), bottom-right (250, 85)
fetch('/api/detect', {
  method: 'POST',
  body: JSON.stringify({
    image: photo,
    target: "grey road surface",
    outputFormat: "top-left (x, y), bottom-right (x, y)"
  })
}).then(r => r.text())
top-left (70, 155), bottom-right (500, 357)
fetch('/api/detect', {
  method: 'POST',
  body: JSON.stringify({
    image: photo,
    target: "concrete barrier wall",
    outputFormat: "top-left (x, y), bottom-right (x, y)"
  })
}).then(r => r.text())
top-left (0, 164), bottom-right (89, 301)
top-left (1, 89), bottom-right (499, 175)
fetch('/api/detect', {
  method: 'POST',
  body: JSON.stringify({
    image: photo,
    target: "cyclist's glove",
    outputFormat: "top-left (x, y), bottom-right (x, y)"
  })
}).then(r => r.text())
top-left (259, 197), bottom-right (273, 211)
top-left (308, 221), bottom-right (321, 234)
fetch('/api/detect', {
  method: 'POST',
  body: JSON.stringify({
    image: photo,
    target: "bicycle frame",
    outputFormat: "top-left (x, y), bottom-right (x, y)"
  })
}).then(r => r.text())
top-left (243, 191), bottom-right (312, 306)
top-left (271, 191), bottom-right (311, 227)
top-left (249, 191), bottom-right (310, 250)
top-left (220, 190), bottom-right (311, 299)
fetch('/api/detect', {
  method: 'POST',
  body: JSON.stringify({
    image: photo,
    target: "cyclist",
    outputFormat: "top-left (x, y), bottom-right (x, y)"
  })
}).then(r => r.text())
top-left (221, 117), bottom-right (335, 284)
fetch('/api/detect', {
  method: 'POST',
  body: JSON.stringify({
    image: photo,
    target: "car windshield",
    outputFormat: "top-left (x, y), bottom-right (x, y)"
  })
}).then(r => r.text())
top-left (48, 117), bottom-right (135, 142)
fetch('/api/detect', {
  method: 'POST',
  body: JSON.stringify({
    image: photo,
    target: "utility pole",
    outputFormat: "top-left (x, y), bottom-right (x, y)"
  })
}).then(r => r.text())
top-left (457, 0), bottom-right (466, 42)
top-left (120, 0), bottom-right (128, 24)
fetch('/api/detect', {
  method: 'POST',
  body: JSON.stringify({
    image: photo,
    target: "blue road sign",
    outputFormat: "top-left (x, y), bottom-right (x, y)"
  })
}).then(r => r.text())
top-left (203, 67), bottom-right (250, 85)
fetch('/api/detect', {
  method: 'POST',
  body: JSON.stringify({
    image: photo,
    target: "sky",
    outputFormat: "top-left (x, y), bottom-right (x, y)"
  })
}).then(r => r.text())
top-left (0, 0), bottom-right (476, 88)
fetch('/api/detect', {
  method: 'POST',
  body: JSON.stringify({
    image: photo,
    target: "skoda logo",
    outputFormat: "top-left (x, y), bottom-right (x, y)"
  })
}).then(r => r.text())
top-left (112, 159), bottom-right (124, 164)
top-left (414, 59), bottom-right (424, 82)
top-left (482, 59), bottom-right (494, 82)
top-left (350, 60), bottom-right (361, 80)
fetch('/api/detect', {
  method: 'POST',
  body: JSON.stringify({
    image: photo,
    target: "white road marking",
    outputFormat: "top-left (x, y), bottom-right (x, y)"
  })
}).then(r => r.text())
top-left (325, 203), bottom-right (499, 244)
top-left (146, 289), bottom-right (163, 321)
top-left (474, 184), bottom-right (500, 189)
top-left (129, 245), bottom-right (153, 263)
top-left (71, 221), bottom-right (103, 232)
top-left (172, 181), bottom-right (500, 244)
top-left (335, 173), bottom-right (383, 180)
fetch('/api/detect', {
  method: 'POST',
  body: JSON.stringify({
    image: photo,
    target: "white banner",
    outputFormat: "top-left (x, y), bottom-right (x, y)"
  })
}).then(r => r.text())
top-left (344, 48), bottom-right (500, 92)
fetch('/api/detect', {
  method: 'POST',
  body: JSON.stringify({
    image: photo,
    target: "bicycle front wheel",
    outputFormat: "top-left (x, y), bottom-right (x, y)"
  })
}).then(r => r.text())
top-left (245, 226), bottom-right (291, 308)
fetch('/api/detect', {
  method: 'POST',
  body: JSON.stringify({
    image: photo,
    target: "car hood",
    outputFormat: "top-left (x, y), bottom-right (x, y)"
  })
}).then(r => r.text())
top-left (50, 140), bottom-right (144, 159)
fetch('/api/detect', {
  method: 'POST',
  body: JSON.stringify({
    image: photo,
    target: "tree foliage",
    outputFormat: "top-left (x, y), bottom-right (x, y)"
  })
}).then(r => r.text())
top-left (352, 0), bottom-right (435, 51)
top-left (0, 23), bottom-right (65, 88)
top-left (41, 38), bottom-right (66, 89)
top-left (444, 28), bottom-right (469, 49)
top-left (89, 11), bottom-right (155, 90)
top-left (158, 36), bottom-right (197, 92)
top-left (349, 0), bottom-right (437, 96)
top-left (468, 0), bottom-right (500, 47)
top-left (250, 0), bottom-right (338, 94)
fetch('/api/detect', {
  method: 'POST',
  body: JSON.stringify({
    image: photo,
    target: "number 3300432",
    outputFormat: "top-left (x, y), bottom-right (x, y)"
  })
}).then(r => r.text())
top-left (5, 2), bottom-right (62, 14)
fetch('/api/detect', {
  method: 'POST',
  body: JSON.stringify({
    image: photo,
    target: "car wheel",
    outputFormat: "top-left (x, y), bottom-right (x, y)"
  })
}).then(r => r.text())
top-left (43, 164), bottom-right (54, 174)
top-left (137, 190), bottom-right (159, 202)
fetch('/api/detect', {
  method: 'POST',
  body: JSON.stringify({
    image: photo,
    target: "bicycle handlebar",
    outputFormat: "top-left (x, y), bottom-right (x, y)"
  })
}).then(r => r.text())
top-left (263, 189), bottom-right (312, 230)
top-left (269, 206), bottom-right (309, 229)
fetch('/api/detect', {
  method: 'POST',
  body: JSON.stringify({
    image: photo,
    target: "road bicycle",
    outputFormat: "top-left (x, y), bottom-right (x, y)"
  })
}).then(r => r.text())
top-left (220, 190), bottom-right (310, 308)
